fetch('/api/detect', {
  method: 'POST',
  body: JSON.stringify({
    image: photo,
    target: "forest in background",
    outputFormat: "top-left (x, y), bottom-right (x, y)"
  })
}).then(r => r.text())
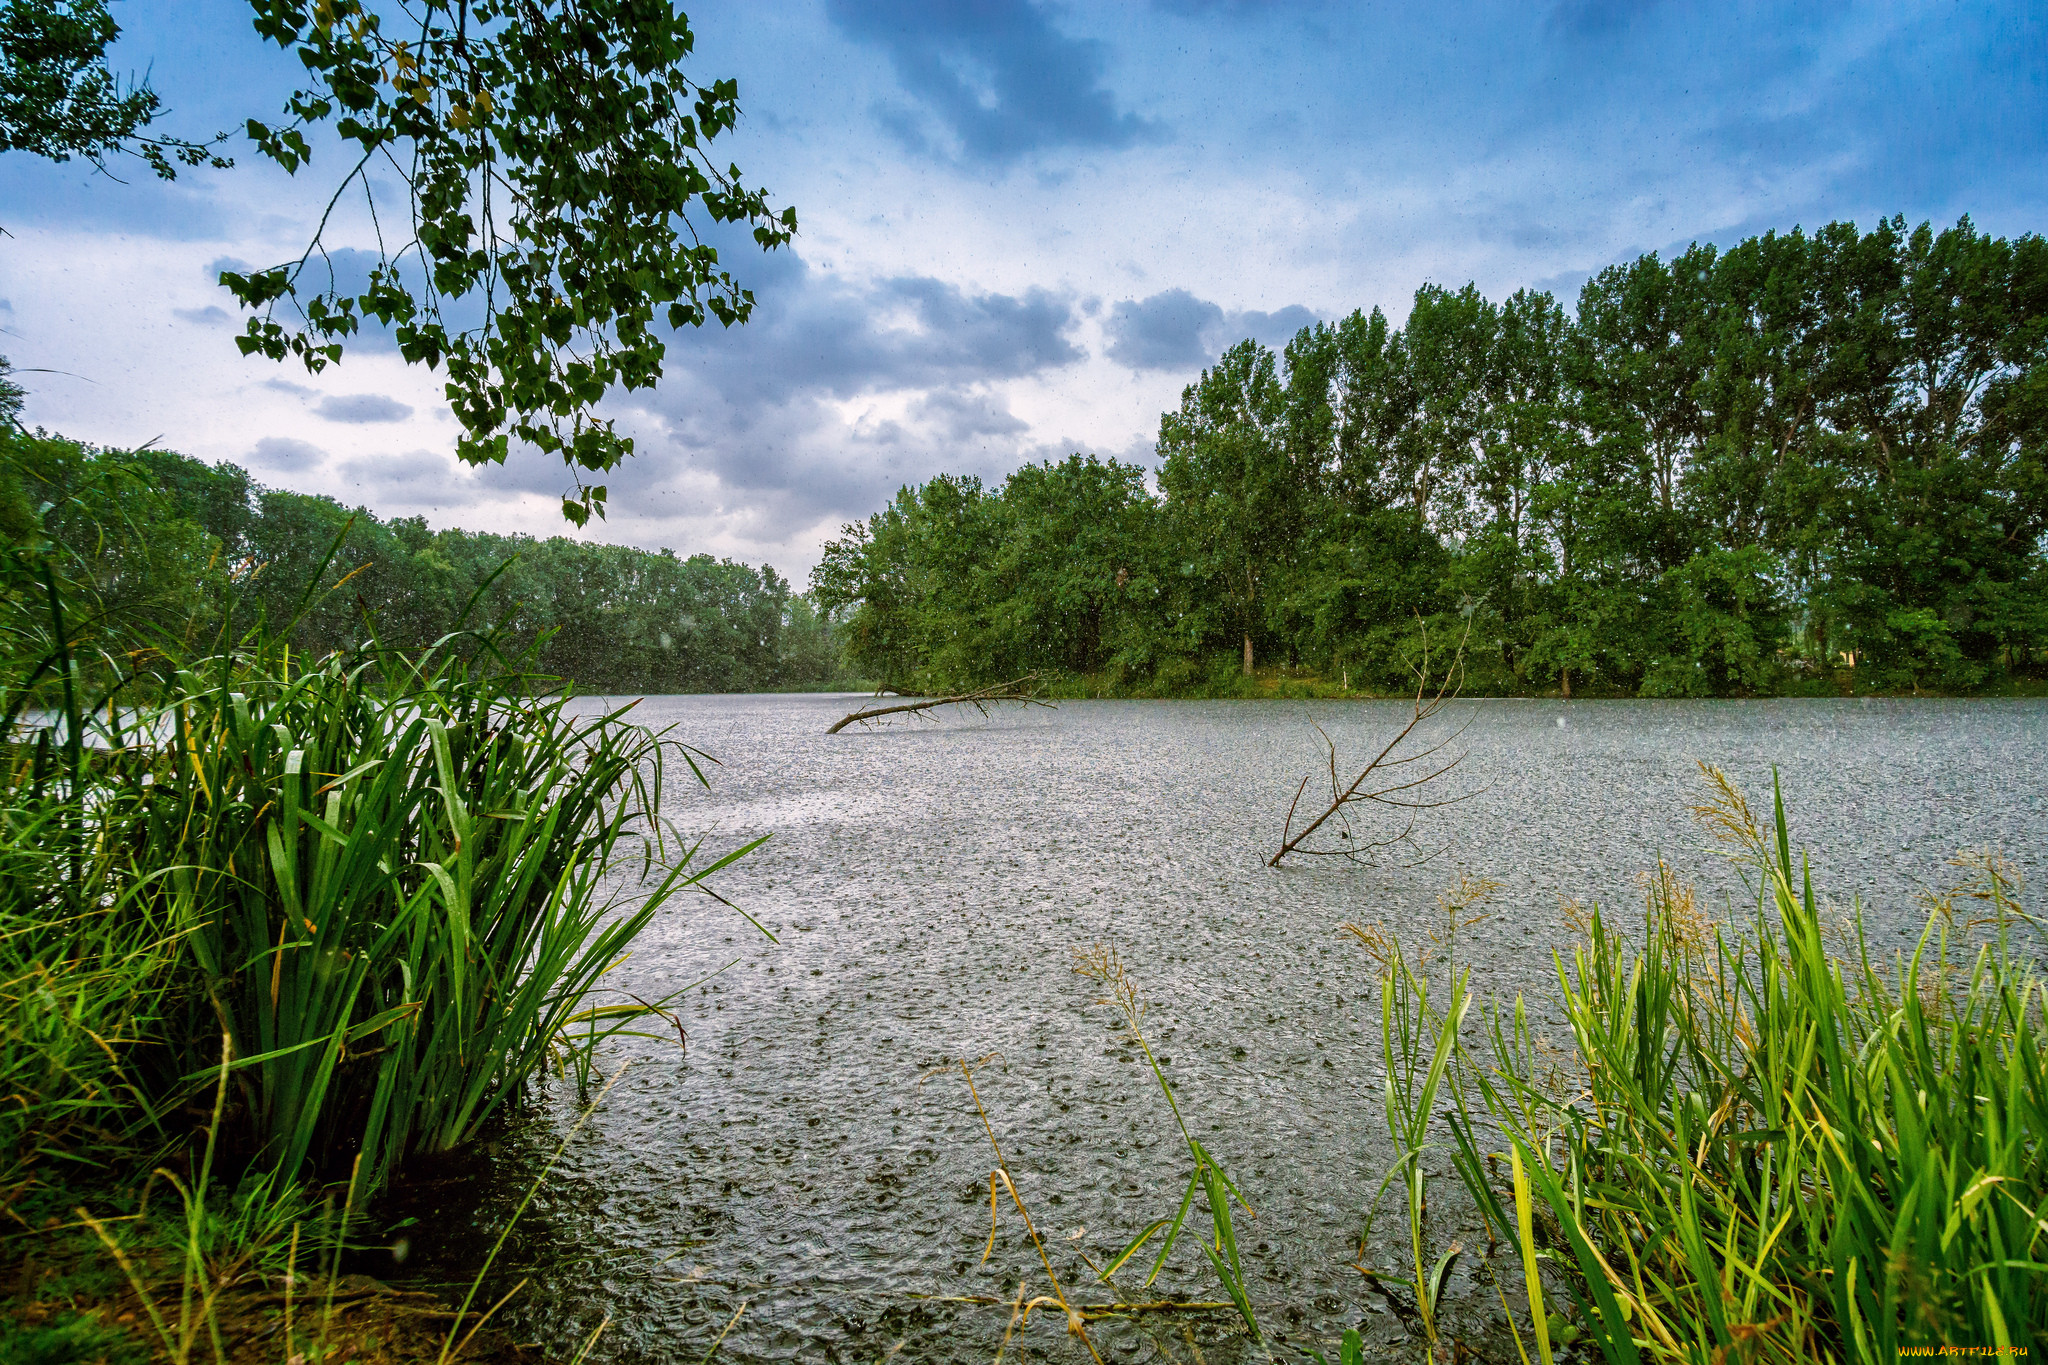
top-left (0, 419), bottom-right (850, 694)
top-left (814, 215), bottom-right (2048, 697)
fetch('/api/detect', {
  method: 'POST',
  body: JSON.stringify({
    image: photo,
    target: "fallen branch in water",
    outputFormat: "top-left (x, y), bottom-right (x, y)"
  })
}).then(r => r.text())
top-left (826, 676), bottom-right (1050, 734)
top-left (1269, 617), bottom-right (1478, 868)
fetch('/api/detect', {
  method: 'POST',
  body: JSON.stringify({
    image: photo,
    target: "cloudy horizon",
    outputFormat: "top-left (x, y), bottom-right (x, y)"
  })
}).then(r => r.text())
top-left (2, 0), bottom-right (2043, 581)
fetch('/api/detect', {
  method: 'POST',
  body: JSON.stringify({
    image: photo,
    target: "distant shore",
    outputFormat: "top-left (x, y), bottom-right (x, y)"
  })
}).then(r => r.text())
top-left (837, 670), bottom-right (2048, 703)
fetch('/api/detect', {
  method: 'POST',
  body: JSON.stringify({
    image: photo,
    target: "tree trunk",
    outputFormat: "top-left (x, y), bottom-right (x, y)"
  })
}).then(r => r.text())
top-left (1561, 666), bottom-right (1571, 700)
top-left (1243, 632), bottom-right (1254, 676)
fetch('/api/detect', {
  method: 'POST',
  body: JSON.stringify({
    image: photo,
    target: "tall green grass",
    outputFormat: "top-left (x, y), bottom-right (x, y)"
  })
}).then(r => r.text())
top-left (136, 635), bottom-right (755, 1190)
top-left (2, 550), bottom-right (755, 1215)
top-left (1372, 768), bottom-right (2048, 1362)
top-left (1074, 945), bottom-right (1263, 1346)
top-left (0, 744), bottom-right (179, 1203)
top-left (0, 527), bottom-right (186, 1205)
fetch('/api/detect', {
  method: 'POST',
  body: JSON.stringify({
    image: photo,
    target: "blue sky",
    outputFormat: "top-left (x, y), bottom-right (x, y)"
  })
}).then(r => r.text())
top-left (2, 0), bottom-right (2043, 575)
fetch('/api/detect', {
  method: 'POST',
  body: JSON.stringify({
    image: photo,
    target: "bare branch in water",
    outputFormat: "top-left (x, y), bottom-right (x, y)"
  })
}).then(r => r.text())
top-left (1269, 617), bottom-right (1482, 868)
top-left (826, 676), bottom-right (1052, 734)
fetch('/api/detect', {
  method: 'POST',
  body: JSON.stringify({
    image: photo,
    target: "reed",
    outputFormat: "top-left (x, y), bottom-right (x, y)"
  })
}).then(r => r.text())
top-left (1073, 945), bottom-right (1264, 1349)
top-left (946, 1052), bottom-right (1108, 1365)
top-left (64, 1051), bottom-right (637, 1365)
top-left (1345, 926), bottom-right (1469, 1358)
top-left (1373, 768), bottom-right (2048, 1362)
top-left (0, 836), bottom-right (179, 1206)
top-left (929, 949), bottom-right (1269, 1362)
top-left (0, 550), bottom-right (187, 1205)
top-left (2, 536), bottom-right (756, 1217)
top-left (128, 633), bottom-right (754, 1191)
top-left (2, 530), bottom-right (762, 1360)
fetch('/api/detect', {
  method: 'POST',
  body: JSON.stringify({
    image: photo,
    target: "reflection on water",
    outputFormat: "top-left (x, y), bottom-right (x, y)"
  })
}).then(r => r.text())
top-left (380, 697), bottom-right (2048, 1362)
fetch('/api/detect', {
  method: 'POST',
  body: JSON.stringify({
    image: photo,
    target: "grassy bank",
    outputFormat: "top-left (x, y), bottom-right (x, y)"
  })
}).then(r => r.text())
top-left (1350, 770), bottom-right (2047, 1362)
top-left (0, 535), bottom-right (754, 1359)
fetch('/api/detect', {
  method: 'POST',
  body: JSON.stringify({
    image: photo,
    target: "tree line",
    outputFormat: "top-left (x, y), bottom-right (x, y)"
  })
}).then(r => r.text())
top-left (0, 417), bottom-right (849, 694)
top-left (813, 215), bottom-right (2048, 697)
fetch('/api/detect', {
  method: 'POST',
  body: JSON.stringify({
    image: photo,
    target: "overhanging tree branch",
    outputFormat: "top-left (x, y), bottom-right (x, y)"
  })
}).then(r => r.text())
top-left (827, 676), bottom-right (1050, 735)
top-left (222, 0), bottom-right (796, 526)
top-left (0, 0), bottom-right (231, 180)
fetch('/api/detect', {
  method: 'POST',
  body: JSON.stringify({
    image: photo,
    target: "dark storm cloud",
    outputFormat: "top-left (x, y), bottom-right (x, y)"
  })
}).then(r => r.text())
top-left (562, 242), bottom-right (1091, 536)
top-left (880, 276), bottom-right (1082, 378)
top-left (826, 0), bottom-right (1156, 165)
top-left (199, 232), bottom-right (1090, 545)
top-left (212, 230), bottom-right (1081, 417)
top-left (336, 450), bottom-right (471, 497)
top-left (575, 385), bottom-right (995, 548)
top-left (662, 244), bottom-right (1083, 404)
top-left (1103, 289), bottom-right (1221, 370)
top-left (315, 394), bottom-right (414, 424)
top-left (913, 389), bottom-right (1031, 440)
top-left (1104, 290), bottom-right (1320, 371)
top-left (1235, 305), bottom-right (1321, 349)
top-left (248, 436), bottom-right (326, 471)
top-left (580, 254), bottom-right (1311, 548)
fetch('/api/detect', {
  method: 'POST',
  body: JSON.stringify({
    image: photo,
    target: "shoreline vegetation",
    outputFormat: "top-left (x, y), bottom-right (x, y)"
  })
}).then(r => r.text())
top-left (942, 770), bottom-right (2046, 1363)
top-left (1397, 771), bottom-right (2048, 1362)
top-left (4, 217), bottom-right (2044, 1363)
top-left (1026, 667), bottom-right (2048, 701)
top-left (862, 664), bottom-right (2048, 702)
top-left (815, 216), bottom-right (2048, 705)
top-left (1, 428), bottom-right (767, 1362)
top-left (0, 421), bottom-right (857, 700)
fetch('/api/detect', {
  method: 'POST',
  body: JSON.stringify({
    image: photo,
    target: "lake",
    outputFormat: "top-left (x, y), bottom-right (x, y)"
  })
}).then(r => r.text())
top-left (390, 696), bottom-right (2048, 1363)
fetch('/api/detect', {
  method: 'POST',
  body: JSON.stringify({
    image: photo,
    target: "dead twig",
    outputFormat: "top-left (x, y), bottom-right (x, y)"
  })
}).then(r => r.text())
top-left (826, 676), bottom-right (1051, 734)
top-left (937, 1055), bottom-right (1108, 1365)
top-left (1269, 616), bottom-right (1480, 868)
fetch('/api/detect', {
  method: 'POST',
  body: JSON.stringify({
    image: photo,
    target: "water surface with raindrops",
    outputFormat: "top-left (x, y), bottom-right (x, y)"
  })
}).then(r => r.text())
top-left (380, 695), bottom-right (2048, 1363)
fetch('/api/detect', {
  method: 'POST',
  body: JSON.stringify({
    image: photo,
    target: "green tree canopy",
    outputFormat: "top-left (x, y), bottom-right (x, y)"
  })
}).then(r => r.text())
top-left (818, 214), bottom-right (2048, 700)
top-left (0, 0), bottom-right (794, 523)
top-left (0, 0), bottom-right (227, 175)
top-left (1157, 338), bottom-right (1314, 675)
top-left (0, 427), bottom-right (850, 693)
